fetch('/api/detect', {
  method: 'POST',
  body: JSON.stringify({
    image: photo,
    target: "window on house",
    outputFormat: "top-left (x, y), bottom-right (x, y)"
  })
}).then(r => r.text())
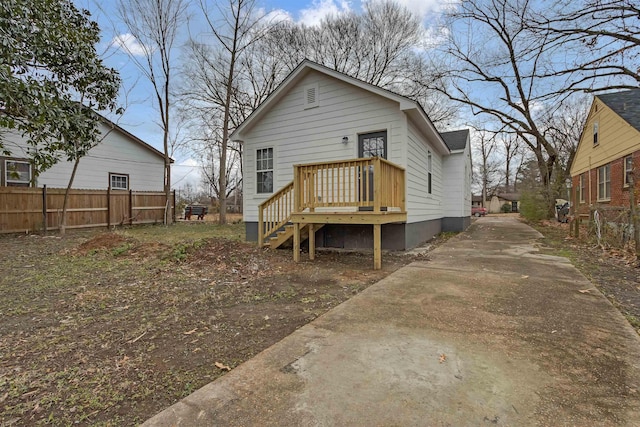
top-left (624, 155), bottom-right (633, 186)
top-left (4, 159), bottom-right (31, 187)
top-left (597, 164), bottom-right (610, 200)
top-left (579, 174), bottom-right (586, 203)
top-left (593, 122), bottom-right (599, 145)
top-left (427, 150), bottom-right (432, 194)
top-left (110, 173), bottom-right (129, 190)
top-left (256, 147), bottom-right (273, 193)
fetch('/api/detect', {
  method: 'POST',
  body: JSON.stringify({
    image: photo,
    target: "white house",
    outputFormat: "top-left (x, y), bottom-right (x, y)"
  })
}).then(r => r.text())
top-left (230, 60), bottom-right (471, 258)
top-left (1, 117), bottom-right (166, 191)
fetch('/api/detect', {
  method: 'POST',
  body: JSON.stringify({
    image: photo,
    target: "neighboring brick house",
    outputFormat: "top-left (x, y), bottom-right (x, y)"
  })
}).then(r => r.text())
top-left (570, 89), bottom-right (640, 213)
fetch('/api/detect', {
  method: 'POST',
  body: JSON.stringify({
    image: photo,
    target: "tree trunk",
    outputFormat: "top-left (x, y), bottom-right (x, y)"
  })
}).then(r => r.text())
top-left (60, 157), bottom-right (81, 236)
top-left (218, 13), bottom-right (241, 225)
top-left (164, 77), bottom-right (172, 225)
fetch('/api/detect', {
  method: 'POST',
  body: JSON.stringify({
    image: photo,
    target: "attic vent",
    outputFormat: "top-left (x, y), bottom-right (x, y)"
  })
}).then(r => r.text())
top-left (304, 83), bottom-right (319, 109)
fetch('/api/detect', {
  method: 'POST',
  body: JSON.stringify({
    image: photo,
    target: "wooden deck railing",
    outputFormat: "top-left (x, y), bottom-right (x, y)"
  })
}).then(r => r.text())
top-left (258, 180), bottom-right (294, 247)
top-left (294, 157), bottom-right (405, 212)
top-left (257, 157), bottom-right (405, 247)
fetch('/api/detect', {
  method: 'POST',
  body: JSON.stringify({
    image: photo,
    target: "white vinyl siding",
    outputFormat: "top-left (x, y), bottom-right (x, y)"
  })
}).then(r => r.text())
top-left (442, 145), bottom-right (472, 217)
top-left (2, 122), bottom-right (165, 191)
top-left (243, 70), bottom-right (405, 222)
top-left (405, 119), bottom-right (443, 223)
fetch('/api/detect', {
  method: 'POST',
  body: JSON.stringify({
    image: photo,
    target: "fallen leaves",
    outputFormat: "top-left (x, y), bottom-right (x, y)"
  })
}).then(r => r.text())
top-left (184, 328), bottom-right (198, 335)
top-left (439, 353), bottom-right (447, 363)
top-left (215, 362), bottom-right (231, 371)
top-left (578, 288), bottom-right (595, 294)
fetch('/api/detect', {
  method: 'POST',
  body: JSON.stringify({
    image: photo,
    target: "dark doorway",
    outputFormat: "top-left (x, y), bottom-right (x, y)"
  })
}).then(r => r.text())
top-left (358, 131), bottom-right (387, 207)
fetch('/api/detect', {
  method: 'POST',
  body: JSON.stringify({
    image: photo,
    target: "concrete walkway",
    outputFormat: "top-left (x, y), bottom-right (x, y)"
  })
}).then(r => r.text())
top-left (143, 216), bottom-right (640, 426)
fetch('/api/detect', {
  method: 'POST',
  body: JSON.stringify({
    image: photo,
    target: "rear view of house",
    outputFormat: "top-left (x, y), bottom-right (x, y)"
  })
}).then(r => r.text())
top-left (231, 60), bottom-right (471, 268)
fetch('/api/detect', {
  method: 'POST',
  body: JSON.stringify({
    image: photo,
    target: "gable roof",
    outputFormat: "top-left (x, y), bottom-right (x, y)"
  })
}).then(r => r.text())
top-left (230, 59), bottom-right (450, 155)
top-left (597, 89), bottom-right (640, 133)
top-left (440, 129), bottom-right (469, 151)
top-left (98, 114), bottom-right (172, 163)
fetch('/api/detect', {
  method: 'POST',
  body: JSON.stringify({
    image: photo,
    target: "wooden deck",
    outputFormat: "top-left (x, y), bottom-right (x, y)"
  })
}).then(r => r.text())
top-left (258, 157), bottom-right (406, 269)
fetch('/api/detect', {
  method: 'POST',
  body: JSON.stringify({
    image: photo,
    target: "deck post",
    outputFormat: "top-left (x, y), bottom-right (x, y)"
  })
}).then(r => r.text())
top-left (258, 205), bottom-right (264, 247)
top-left (373, 223), bottom-right (381, 270)
top-left (308, 170), bottom-right (315, 212)
top-left (293, 222), bottom-right (301, 262)
top-left (308, 224), bottom-right (315, 260)
top-left (293, 165), bottom-right (301, 211)
top-left (373, 158), bottom-right (381, 213)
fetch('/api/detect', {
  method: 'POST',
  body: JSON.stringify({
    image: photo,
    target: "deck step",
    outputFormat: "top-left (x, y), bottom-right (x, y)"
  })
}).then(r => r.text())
top-left (266, 224), bottom-right (324, 249)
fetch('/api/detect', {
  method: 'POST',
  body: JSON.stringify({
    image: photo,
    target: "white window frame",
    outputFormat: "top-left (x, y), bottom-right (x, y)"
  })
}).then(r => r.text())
top-left (256, 147), bottom-right (274, 194)
top-left (597, 164), bottom-right (610, 201)
top-left (4, 159), bottom-right (31, 186)
top-left (624, 155), bottom-right (633, 187)
top-left (579, 174), bottom-right (586, 203)
top-left (109, 173), bottom-right (129, 190)
top-left (593, 122), bottom-right (599, 145)
top-left (427, 150), bottom-right (432, 194)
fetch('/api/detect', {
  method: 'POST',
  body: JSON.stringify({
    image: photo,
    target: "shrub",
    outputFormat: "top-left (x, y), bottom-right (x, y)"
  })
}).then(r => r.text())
top-left (519, 191), bottom-right (548, 221)
top-left (500, 203), bottom-right (512, 213)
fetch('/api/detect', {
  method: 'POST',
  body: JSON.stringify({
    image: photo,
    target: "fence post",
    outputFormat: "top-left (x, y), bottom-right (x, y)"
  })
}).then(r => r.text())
top-left (129, 189), bottom-right (133, 225)
top-left (42, 185), bottom-right (47, 233)
top-left (107, 187), bottom-right (111, 229)
top-left (172, 190), bottom-right (176, 224)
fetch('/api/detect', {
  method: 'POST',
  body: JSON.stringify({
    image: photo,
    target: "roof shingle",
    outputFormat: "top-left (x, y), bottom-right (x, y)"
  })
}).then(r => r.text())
top-left (597, 89), bottom-right (640, 133)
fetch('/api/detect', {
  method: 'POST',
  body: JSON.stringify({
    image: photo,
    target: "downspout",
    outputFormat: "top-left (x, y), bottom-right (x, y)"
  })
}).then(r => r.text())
top-left (588, 156), bottom-right (592, 205)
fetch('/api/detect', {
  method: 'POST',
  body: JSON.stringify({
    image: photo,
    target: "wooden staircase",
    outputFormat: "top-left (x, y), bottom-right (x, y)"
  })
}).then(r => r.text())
top-left (265, 223), bottom-right (324, 249)
top-left (258, 157), bottom-right (406, 269)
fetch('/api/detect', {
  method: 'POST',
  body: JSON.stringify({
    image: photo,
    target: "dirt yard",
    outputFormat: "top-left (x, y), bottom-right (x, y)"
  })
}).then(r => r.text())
top-left (531, 219), bottom-right (640, 333)
top-left (0, 217), bottom-right (637, 426)
top-left (0, 222), bottom-right (432, 426)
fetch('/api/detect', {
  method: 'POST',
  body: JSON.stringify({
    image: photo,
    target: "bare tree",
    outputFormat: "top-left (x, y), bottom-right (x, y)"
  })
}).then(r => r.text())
top-left (117, 0), bottom-right (188, 224)
top-left (266, 0), bottom-right (460, 127)
top-left (531, 0), bottom-right (640, 91)
top-left (539, 95), bottom-right (589, 179)
top-left (471, 127), bottom-right (501, 205)
top-left (498, 132), bottom-right (521, 192)
top-left (431, 0), bottom-right (568, 216)
top-left (194, 0), bottom-right (271, 224)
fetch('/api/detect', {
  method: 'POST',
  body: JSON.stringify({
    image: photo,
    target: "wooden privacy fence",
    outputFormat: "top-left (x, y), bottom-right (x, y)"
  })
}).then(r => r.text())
top-left (0, 186), bottom-right (175, 234)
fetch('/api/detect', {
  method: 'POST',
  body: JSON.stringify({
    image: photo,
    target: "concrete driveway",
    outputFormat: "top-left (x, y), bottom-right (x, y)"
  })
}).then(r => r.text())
top-left (143, 216), bottom-right (640, 426)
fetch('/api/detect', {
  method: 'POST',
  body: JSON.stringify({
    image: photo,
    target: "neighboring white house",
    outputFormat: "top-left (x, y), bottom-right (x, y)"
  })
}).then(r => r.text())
top-left (1, 117), bottom-right (166, 191)
top-left (231, 60), bottom-right (472, 251)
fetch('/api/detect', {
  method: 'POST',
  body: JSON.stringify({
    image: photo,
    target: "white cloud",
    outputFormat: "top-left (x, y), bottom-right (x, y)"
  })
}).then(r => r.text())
top-left (172, 158), bottom-right (202, 190)
top-left (298, 0), bottom-right (352, 26)
top-left (262, 8), bottom-right (293, 24)
top-left (110, 33), bottom-right (150, 56)
top-left (367, 0), bottom-right (458, 20)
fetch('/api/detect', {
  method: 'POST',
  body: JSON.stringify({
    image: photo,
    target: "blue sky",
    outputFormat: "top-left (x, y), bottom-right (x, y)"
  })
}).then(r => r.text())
top-left (81, 0), bottom-right (451, 190)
